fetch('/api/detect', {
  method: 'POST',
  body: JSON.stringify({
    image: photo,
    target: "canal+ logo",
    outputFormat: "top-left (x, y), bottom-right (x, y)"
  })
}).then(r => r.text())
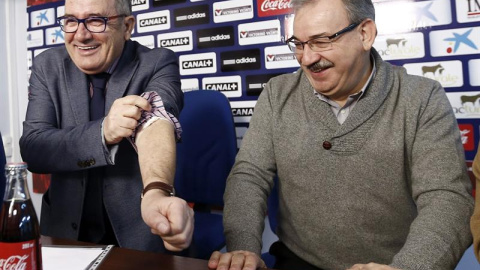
top-left (137, 10), bottom-right (170, 33)
top-left (179, 52), bottom-right (217, 75)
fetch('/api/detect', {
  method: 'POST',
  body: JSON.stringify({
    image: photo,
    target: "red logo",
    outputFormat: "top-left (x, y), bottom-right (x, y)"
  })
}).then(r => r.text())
top-left (0, 255), bottom-right (28, 270)
top-left (459, 124), bottom-right (474, 151)
top-left (257, 0), bottom-right (292, 17)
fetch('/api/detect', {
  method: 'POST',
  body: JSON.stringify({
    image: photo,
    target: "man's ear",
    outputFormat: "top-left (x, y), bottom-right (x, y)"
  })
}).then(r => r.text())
top-left (359, 19), bottom-right (377, 51)
top-left (124, 15), bottom-right (135, 40)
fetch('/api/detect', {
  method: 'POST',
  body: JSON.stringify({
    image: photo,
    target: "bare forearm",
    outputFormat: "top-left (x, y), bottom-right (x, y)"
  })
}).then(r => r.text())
top-left (136, 119), bottom-right (176, 186)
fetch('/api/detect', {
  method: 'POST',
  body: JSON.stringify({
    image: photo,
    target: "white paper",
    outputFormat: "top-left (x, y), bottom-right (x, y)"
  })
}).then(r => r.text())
top-left (42, 246), bottom-right (105, 270)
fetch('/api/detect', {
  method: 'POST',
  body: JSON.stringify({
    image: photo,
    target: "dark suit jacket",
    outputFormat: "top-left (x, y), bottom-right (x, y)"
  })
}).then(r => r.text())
top-left (19, 40), bottom-right (183, 252)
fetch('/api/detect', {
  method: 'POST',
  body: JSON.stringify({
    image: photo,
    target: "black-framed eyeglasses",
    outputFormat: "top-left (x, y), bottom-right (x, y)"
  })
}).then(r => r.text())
top-left (57, 15), bottom-right (126, 33)
top-left (286, 22), bottom-right (360, 54)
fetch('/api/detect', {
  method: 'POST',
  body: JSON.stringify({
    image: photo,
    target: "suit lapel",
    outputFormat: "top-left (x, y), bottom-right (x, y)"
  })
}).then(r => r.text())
top-left (64, 58), bottom-right (89, 125)
top-left (105, 41), bottom-right (140, 113)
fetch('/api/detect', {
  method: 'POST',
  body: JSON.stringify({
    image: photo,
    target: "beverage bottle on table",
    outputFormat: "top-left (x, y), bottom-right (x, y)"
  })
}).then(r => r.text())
top-left (0, 162), bottom-right (42, 270)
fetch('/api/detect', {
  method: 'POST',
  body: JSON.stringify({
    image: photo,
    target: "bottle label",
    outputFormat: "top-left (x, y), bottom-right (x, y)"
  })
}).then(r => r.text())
top-left (0, 240), bottom-right (39, 270)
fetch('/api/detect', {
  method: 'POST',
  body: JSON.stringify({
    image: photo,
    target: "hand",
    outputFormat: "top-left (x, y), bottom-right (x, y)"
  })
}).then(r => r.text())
top-left (104, 95), bottom-right (151, 145)
top-left (141, 189), bottom-right (194, 251)
top-left (347, 263), bottom-right (401, 270)
top-left (208, 250), bottom-right (267, 270)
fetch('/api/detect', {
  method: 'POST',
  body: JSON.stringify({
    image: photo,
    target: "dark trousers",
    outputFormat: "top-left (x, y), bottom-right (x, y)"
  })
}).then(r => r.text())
top-left (270, 241), bottom-right (322, 270)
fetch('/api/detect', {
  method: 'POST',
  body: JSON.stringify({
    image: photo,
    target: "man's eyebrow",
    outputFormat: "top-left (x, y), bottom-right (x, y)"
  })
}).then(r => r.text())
top-left (289, 32), bottom-right (329, 41)
top-left (61, 13), bottom-right (104, 18)
top-left (289, 35), bottom-right (299, 40)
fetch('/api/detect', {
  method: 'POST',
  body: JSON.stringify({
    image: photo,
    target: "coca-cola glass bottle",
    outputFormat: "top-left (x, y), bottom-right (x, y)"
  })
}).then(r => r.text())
top-left (0, 162), bottom-right (42, 270)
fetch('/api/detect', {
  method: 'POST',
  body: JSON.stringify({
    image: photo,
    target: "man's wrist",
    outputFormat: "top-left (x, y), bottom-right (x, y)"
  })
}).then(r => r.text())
top-left (141, 181), bottom-right (175, 198)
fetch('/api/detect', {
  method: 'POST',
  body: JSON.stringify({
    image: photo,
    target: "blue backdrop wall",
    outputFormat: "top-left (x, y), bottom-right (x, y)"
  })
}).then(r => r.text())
top-left (26, 0), bottom-right (480, 186)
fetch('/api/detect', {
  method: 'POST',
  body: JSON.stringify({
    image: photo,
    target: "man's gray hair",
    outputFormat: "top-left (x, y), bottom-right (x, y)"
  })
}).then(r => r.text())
top-left (290, 0), bottom-right (375, 23)
top-left (115, 0), bottom-right (132, 16)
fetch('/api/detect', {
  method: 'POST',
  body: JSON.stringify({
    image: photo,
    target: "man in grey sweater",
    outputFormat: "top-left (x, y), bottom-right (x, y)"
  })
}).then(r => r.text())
top-left (208, 0), bottom-right (474, 270)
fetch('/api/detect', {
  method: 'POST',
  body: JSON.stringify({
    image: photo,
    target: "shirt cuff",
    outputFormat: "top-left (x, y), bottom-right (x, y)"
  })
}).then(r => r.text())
top-left (100, 119), bottom-right (118, 165)
top-left (129, 91), bottom-right (182, 149)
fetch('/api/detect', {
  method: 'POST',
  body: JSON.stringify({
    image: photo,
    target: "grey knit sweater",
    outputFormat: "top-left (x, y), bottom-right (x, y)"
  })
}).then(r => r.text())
top-left (223, 49), bottom-right (474, 270)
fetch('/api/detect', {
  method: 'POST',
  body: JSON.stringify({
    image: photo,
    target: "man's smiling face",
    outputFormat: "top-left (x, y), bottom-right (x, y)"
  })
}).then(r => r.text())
top-left (64, 0), bottom-right (132, 74)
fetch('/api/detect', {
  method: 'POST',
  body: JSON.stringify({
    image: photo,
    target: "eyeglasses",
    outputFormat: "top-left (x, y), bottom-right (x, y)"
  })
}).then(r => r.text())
top-left (286, 22), bottom-right (360, 54)
top-left (57, 15), bottom-right (126, 33)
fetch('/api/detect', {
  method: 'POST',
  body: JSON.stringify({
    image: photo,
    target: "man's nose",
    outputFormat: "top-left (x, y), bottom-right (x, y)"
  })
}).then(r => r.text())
top-left (74, 22), bottom-right (93, 40)
top-left (299, 45), bottom-right (320, 65)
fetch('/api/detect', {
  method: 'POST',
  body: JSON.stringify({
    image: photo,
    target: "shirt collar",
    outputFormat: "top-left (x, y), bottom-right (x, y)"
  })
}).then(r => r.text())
top-left (315, 53), bottom-right (377, 104)
top-left (105, 57), bottom-right (121, 75)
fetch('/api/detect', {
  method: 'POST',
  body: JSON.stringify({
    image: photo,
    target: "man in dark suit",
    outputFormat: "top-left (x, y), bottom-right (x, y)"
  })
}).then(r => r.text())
top-left (20, 0), bottom-right (193, 252)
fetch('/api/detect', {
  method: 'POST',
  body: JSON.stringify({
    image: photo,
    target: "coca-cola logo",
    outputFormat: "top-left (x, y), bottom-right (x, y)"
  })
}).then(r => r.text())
top-left (0, 255), bottom-right (28, 270)
top-left (257, 0), bottom-right (292, 17)
top-left (261, 0), bottom-right (292, 11)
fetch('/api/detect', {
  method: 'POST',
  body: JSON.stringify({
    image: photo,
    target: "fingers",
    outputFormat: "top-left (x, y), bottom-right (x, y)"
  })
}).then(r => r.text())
top-left (208, 251), bottom-right (222, 269)
top-left (208, 251), bottom-right (263, 270)
top-left (104, 95), bottom-right (151, 144)
top-left (121, 95), bottom-right (152, 111)
top-left (159, 202), bottom-right (194, 251)
top-left (347, 263), bottom-right (400, 270)
top-left (141, 193), bottom-right (194, 251)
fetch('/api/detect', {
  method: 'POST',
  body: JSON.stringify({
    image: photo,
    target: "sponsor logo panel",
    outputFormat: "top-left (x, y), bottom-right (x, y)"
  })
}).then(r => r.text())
top-left (430, 26), bottom-right (480, 57)
top-left (57, 6), bottom-right (65, 18)
top-left (373, 32), bottom-right (425, 60)
top-left (403, 60), bottom-right (463, 88)
top-left (469, 59), bottom-right (480, 86)
top-left (284, 14), bottom-right (294, 39)
top-left (45, 27), bottom-right (64, 45)
top-left (230, 101), bottom-right (257, 123)
top-left (238, 19), bottom-right (281, 45)
top-left (31, 8), bottom-right (55, 28)
top-left (131, 0), bottom-right (149, 12)
top-left (235, 127), bottom-right (248, 147)
top-left (153, 0), bottom-right (187, 7)
top-left (27, 30), bottom-right (44, 48)
top-left (459, 124), bottom-right (475, 151)
top-left (264, 45), bottom-right (299, 69)
top-left (447, 91), bottom-right (480, 119)
top-left (246, 73), bottom-right (283, 96)
top-left (213, 0), bottom-right (254, 23)
top-left (202, 76), bottom-right (242, 98)
top-left (456, 0), bottom-right (480, 23)
top-left (136, 10), bottom-right (170, 33)
top-left (221, 49), bottom-right (261, 72)
top-left (257, 0), bottom-right (293, 17)
top-left (157, 30), bottom-right (193, 52)
top-left (375, 0), bottom-right (451, 35)
top-left (181, 78), bottom-right (200, 92)
top-left (174, 4), bottom-right (209, 27)
top-left (197, 26), bottom-right (235, 49)
top-left (27, 50), bottom-right (33, 69)
top-left (131, 35), bottom-right (155, 49)
top-left (34, 48), bottom-right (49, 57)
top-left (179, 52), bottom-right (217, 75)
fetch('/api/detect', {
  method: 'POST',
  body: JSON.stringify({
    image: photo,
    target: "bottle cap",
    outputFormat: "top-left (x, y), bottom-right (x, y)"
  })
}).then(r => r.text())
top-left (5, 162), bottom-right (28, 171)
